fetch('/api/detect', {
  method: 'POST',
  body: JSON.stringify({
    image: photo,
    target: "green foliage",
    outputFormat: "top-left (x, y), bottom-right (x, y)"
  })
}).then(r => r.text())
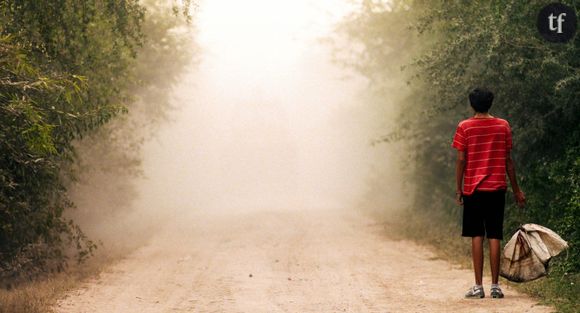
top-left (0, 0), bottom-right (193, 282)
top-left (0, 34), bottom-right (93, 279)
top-left (340, 0), bottom-right (579, 309)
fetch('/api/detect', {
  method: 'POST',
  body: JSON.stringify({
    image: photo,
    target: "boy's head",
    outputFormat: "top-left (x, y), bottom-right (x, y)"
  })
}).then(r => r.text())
top-left (469, 88), bottom-right (494, 113)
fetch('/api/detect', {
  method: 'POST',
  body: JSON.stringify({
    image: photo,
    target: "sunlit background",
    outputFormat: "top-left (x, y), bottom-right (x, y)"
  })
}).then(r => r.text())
top-left (135, 0), bottom-right (400, 215)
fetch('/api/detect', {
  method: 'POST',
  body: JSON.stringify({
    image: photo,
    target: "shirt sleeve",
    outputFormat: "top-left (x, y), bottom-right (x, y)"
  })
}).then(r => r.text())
top-left (452, 124), bottom-right (466, 151)
top-left (505, 121), bottom-right (513, 151)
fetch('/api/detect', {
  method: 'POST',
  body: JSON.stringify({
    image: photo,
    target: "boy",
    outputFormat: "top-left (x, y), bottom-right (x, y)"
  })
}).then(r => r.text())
top-left (452, 88), bottom-right (526, 299)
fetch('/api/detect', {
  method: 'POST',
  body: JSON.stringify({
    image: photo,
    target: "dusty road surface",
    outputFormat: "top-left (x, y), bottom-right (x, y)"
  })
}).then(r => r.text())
top-left (55, 208), bottom-right (552, 313)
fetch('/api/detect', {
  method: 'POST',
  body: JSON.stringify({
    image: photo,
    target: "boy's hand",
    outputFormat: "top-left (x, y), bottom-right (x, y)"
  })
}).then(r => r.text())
top-left (455, 192), bottom-right (463, 206)
top-left (514, 190), bottom-right (526, 208)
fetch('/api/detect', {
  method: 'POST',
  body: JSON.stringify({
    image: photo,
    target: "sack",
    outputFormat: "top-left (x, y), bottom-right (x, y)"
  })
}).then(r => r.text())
top-left (500, 223), bottom-right (568, 282)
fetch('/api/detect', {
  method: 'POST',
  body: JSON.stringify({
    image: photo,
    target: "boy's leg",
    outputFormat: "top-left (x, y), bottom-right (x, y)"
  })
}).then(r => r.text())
top-left (489, 239), bottom-right (501, 284)
top-left (472, 236), bottom-right (484, 285)
top-left (463, 192), bottom-right (485, 287)
top-left (485, 190), bottom-right (505, 285)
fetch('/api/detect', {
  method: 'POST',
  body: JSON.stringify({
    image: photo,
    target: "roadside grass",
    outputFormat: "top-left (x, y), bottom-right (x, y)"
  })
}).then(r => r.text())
top-left (516, 272), bottom-right (579, 313)
top-left (0, 253), bottom-right (121, 313)
top-left (367, 207), bottom-right (579, 313)
top-left (1, 272), bottom-right (83, 313)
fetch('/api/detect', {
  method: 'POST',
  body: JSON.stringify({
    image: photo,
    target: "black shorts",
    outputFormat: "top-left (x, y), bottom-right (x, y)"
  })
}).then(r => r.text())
top-left (462, 190), bottom-right (506, 239)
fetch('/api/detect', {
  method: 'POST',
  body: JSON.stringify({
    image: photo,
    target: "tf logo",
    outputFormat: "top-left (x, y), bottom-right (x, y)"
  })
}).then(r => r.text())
top-left (537, 3), bottom-right (577, 43)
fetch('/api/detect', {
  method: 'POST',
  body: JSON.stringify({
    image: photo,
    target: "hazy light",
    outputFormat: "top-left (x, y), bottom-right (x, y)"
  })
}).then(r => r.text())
top-left (136, 0), bottom-right (382, 215)
top-left (197, 0), bottom-right (352, 60)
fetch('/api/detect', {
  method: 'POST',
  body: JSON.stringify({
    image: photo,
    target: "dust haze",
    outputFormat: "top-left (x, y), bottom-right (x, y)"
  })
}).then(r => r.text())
top-left (69, 0), bottom-right (408, 254)
top-left (45, 3), bottom-right (557, 312)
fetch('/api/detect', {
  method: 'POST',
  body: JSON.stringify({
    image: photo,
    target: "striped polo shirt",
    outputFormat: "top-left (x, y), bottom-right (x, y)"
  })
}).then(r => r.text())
top-left (452, 117), bottom-right (512, 195)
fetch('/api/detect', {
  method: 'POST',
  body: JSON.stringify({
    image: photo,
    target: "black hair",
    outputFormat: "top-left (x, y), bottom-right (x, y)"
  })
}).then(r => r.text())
top-left (469, 88), bottom-right (494, 113)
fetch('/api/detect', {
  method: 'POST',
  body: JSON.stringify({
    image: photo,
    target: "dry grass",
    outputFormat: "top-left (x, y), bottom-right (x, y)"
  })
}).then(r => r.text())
top-left (0, 253), bottom-right (121, 313)
top-left (1, 274), bottom-right (76, 313)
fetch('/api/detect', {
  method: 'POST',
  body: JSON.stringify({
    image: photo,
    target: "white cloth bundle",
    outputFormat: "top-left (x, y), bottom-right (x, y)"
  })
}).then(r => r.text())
top-left (500, 223), bottom-right (568, 282)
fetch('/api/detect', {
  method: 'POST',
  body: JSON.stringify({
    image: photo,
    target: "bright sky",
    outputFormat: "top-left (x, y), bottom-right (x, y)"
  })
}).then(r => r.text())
top-left (196, 0), bottom-right (354, 67)
top-left (138, 0), bottom-right (381, 214)
top-left (193, 0), bottom-right (359, 112)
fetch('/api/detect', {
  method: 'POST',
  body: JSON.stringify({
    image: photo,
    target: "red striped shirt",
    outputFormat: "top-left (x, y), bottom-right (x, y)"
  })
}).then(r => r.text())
top-left (452, 117), bottom-right (512, 195)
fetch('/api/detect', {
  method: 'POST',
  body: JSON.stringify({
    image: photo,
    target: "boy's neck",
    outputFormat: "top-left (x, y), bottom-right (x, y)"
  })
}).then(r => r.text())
top-left (473, 112), bottom-right (493, 119)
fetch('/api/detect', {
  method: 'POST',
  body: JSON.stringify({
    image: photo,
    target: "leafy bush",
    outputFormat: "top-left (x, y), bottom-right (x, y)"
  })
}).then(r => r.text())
top-left (0, 34), bottom-right (97, 280)
top-left (339, 0), bottom-right (579, 309)
top-left (0, 0), bottom-right (192, 282)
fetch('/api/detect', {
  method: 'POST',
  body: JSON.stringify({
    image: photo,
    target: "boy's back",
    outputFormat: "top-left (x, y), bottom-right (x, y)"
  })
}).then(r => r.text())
top-left (452, 117), bottom-right (512, 195)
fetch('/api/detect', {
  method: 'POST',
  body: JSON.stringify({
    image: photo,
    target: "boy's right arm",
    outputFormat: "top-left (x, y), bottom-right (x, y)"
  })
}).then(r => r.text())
top-left (455, 150), bottom-right (466, 205)
top-left (506, 152), bottom-right (526, 207)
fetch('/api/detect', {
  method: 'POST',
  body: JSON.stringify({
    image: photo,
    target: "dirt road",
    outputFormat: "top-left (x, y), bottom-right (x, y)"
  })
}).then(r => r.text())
top-left (54, 208), bottom-right (552, 313)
